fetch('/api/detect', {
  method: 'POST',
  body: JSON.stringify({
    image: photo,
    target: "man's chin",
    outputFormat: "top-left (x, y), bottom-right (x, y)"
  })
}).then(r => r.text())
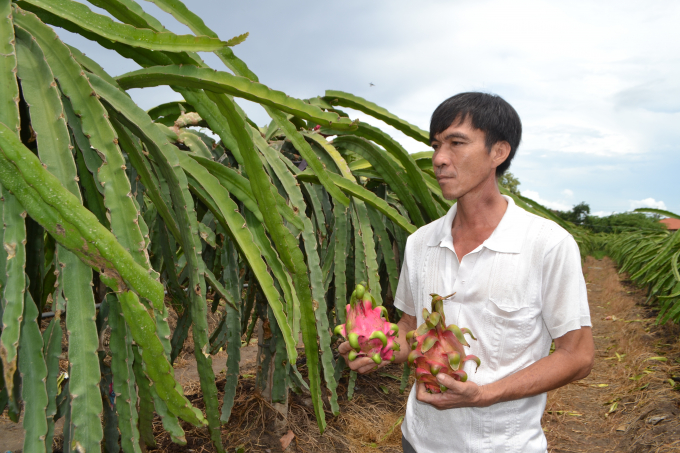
top-left (437, 181), bottom-right (459, 200)
top-left (438, 184), bottom-right (461, 200)
top-left (441, 191), bottom-right (459, 201)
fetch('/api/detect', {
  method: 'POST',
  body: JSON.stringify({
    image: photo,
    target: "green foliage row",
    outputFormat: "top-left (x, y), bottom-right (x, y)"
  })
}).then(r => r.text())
top-left (604, 209), bottom-right (680, 324)
top-left (584, 211), bottom-right (667, 233)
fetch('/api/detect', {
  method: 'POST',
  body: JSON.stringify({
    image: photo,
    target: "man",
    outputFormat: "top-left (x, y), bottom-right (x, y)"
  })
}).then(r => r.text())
top-left (339, 92), bottom-right (594, 452)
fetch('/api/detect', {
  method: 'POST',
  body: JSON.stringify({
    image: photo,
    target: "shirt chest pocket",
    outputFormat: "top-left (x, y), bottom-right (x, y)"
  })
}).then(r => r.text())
top-left (487, 251), bottom-right (535, 312)
top-left (478, 252), bottom-right (537, 379)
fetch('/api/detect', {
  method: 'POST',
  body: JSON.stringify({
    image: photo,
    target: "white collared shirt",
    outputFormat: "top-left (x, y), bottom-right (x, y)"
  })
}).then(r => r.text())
top-left (394, 196), bottom-right (591, 453)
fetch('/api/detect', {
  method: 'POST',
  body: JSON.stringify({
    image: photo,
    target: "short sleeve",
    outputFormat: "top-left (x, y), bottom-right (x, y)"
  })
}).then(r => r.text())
top-left (393, 251), bottom-right (416, 316)
top-left (541, 235), bottom-right (591, 339)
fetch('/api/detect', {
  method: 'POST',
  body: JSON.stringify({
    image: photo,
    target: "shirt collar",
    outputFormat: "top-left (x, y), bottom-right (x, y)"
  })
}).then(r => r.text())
top-left (426, 195), bottom-right (526, 254)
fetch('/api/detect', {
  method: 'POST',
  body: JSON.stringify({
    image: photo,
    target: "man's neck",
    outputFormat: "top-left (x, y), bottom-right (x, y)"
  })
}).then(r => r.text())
top-left (451, 177), bottom-right (508, 259)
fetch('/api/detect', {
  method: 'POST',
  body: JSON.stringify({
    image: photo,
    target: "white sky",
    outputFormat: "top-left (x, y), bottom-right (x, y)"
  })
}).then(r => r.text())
top-left (58, 0), bottom-right (680, 215)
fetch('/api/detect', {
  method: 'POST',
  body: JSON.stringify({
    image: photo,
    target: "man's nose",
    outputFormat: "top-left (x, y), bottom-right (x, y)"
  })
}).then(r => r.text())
top-left (432, 149), bottom-right (449, 169)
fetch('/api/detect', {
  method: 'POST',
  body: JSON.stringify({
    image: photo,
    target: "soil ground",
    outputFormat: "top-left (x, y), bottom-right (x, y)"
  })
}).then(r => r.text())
top-left (2, 256), bottom-right (679, 452)
top-left (542, 256), bottom-right (680, 452)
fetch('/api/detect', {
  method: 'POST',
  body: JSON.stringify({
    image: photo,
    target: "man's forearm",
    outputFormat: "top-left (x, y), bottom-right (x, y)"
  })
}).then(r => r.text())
top-left (479, 327), bottom-right (594, 406)
top-left (416, 326), bottom-right (594, 410)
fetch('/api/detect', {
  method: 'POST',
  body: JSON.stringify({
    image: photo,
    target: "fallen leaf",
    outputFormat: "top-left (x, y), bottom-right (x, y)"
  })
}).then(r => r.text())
top-left (547, 410), bottom-right (580, 416)
top-left (379, 384), bottom-right (389, 394)
top-left (378, 415), bottom-right (404, 442)
top-left (591, 383), bottom-right (609, 387)
top-left (280, 430), bottom-right (295, 450)
top-left (647, 416), bottom-right (666, 425)
top-left (378, 372), bottom-right (401, 381)
top-left (646, 356), bottom-right (668, 362)
top-left (616, 425), bottom-right (627, 432)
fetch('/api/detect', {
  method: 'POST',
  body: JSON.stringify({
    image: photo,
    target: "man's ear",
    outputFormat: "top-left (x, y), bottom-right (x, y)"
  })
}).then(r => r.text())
top-left (491, 141), bottom-right (511, 167)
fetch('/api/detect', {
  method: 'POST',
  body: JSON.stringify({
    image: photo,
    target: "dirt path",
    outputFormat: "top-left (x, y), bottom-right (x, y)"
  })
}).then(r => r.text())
top-left (542, 256), bottom-right (680, 453)
top-left (172, 342), bottom-right (259, 385)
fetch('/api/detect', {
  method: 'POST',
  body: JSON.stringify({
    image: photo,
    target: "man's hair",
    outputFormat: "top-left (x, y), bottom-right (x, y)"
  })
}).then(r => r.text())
top-left (429, 92), bottom-right (522, 177)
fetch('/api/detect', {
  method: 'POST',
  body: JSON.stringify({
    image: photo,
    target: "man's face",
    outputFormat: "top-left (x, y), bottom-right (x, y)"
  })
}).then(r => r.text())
top-left (431, 117), bottom-right (502, 200)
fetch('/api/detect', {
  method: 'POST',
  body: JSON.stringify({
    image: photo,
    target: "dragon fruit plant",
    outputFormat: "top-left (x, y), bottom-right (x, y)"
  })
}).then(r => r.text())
top-left (406, 293), bottom-right (481, 393)
top-left (334, 284), bottom-right (401, 364)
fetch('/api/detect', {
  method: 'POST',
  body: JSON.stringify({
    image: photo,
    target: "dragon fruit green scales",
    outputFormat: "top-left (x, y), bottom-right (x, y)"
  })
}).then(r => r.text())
top-left (406, 293), bottom-right (481, 393)
top-left (334, 284), bottom-right (400, 364)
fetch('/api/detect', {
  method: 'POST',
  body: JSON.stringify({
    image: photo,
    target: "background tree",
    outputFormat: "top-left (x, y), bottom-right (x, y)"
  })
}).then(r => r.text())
top-left (555, 201), bottom-right (590, 225)
top-left (498, 171), bottom-right (521, 195)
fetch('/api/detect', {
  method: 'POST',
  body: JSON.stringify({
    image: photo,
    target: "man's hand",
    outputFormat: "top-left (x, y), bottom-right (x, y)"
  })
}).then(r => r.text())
top-left (416, 374), bottom-right (486, 409)
top-left (338, 341), bottom-right (390, 374)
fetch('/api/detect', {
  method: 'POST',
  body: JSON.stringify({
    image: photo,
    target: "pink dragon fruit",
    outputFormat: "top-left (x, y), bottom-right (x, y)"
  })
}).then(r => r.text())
top-left (334, 284), bottom-right (400, 364)
top-left (407, 293), bottom-right (480, 393)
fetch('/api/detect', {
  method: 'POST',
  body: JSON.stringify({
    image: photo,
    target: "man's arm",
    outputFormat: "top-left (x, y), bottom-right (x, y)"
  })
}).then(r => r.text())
top-left (338, 313), bottom-right (417, 374)
top-left (416, 326), bottom-right (594, 409)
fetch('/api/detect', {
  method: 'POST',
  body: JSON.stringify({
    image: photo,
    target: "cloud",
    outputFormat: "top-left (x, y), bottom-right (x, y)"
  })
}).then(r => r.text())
top-left (562, 189), bottom-right (574, 197)
top-left (591, 211), bottom-right (616, 217)
top-left (614, 78), bottom-right (680, 113)
top-left (629, 198), bottom-right (668, 210)
top-left (521, 190), bottom-right (572, 211)
top-left (523, 123), bottom-right (637, 156)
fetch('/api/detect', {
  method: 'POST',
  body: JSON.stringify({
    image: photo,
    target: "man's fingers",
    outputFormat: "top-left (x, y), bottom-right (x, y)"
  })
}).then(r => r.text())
top-left (357, 364), bottom-right (376, 374)
top-left (339, 343), bottom-right (392, 374)
top-left (347, 356), bottom-right (374, 372)
top-left (348, 356), bottom-right (392, 374)
top-left (416, 382), bottom-right (434, 403)
top-left (367, 359), bottom-right (390, 373)
top-left (338, 341), bottom-right (352, 354)
top-left (436, 373), bottom-right (461, 390)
